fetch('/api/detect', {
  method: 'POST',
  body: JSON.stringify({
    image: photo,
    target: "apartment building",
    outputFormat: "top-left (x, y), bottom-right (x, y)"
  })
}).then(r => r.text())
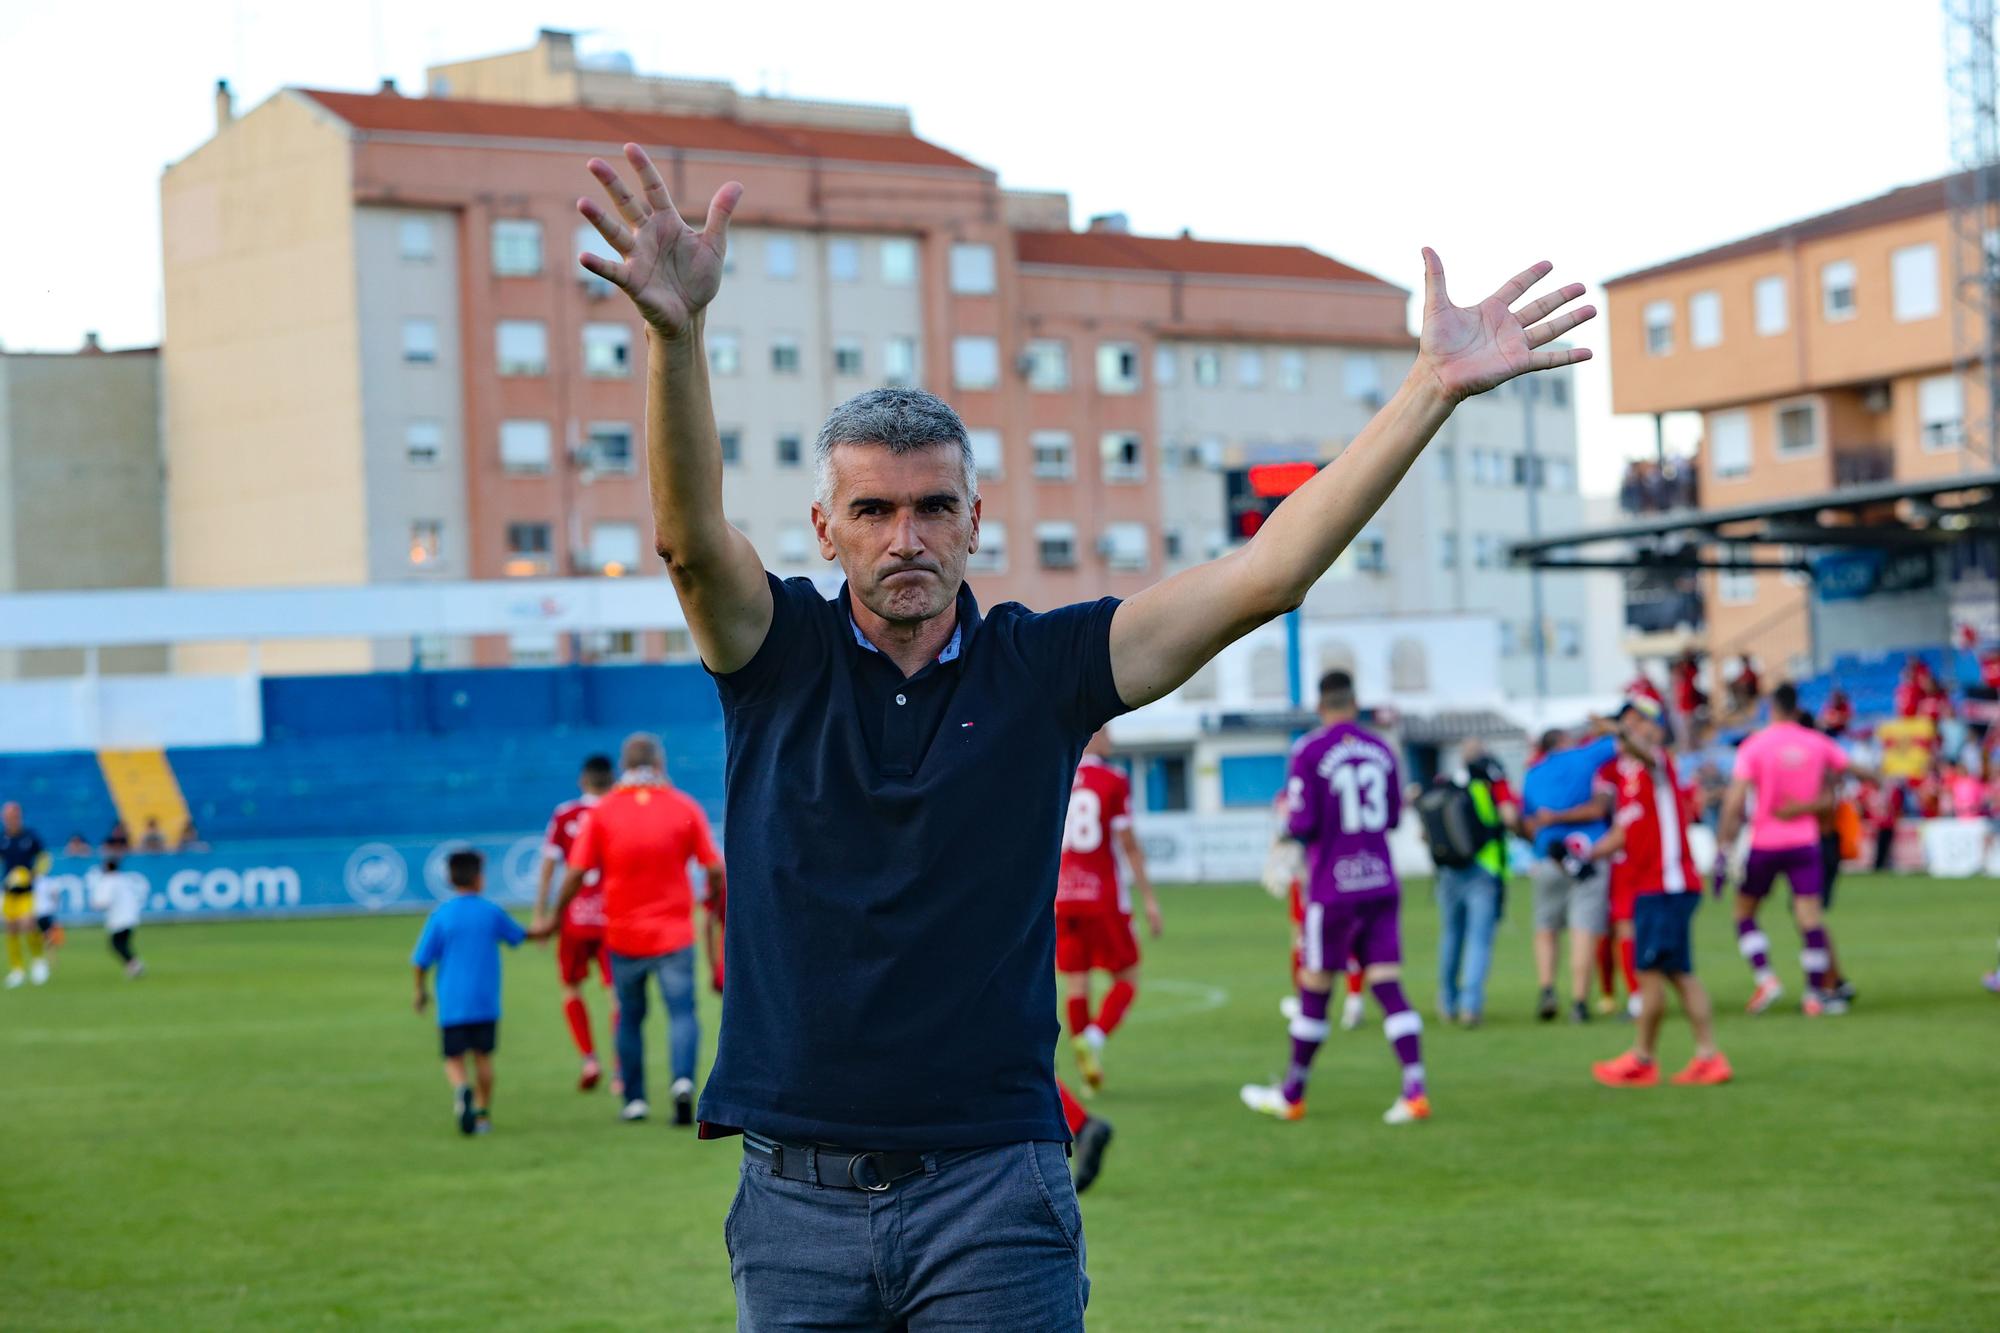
top-left (161, 29), bottom-right (1593, 688)
top-left (1604, 173), bottom-right (1971, 675)
top-left (0, 337), bottom-right (163, 678)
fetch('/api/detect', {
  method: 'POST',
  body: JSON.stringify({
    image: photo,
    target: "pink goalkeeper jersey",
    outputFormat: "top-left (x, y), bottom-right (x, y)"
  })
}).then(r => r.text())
top-left (1737, 721), bottom-right (1848, 851)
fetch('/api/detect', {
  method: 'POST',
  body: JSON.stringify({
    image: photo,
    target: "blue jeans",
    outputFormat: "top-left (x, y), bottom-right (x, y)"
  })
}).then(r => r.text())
top-left (1435, 865), bottom-right (1501, 1019)
top-left (609, 946), bottom-right (698, 1104)
top-left (727, 1139), bottom-right (1087, 1330)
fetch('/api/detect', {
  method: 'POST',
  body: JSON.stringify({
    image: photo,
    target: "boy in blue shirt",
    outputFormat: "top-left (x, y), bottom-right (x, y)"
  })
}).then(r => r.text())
top-left (412, 851), bottom-right (526, 1135)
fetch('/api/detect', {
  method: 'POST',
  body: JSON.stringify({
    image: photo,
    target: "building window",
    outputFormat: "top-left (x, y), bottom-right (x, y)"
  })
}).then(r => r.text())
top-left (491, 218), bottom-right (542, 276)
top-left (1643, 300), bottom-right (1674, 355)
top-left (884, 336), bottom-right (919, 386)
top-left (1435, 445), bottom-right (1455, 482)
top-left (1163, 529), bottom-right (1184, 561)
top-left (764, 235), bottom-right (798, 280)
top-left (1037, 521), bottom-right (1079, 569)
top-left (1512, 454), bottom-right (1544, 488)
top-left (718, 428), bottom-right (742, 466)
top-left (509, 631), bottom-right (560, 666)
top-left (1776, 401), bottom-right (1819, 457)
top-left (953, 336), bottom-right (1000, 389)
top-left (499, 419), bottom-right (552, 474)
top-left (1237, 349), bottom-right (1265, 388)
top-left (582, 322), bottom-right (632, 377)
top-left (1718, 562), bottom-right (1757, 605)
top-left (777, 524), bottom-right (813, 566)
top-left (827, 237), bottom-right (861, 283)
top-left (1279, 350), bottom-right (1306, 392)
top-left (1351, 532), bottom-right (1387, 574)
top-left (1754, 275), bottom-right (1788, 336)
top-left (1689, 290), bottom-right (1722, 349)
top-left (968, 428), bottom-right (1003, 479)
top-left (583, 629), bottom-right (639, 662)
top-left (496, 320), bottom-right (548, 376)
top-left (1024, 339), bottom-right (1070, 391)
top-left (833, 338), bottom-right (864, 377)
top-left (1499, 620), bottom-right (1519, 658)
top-left (405, 420), bottom-right (442, 467)
top-left (708, 330), bottom-right (741, 376)
top-left (1032, 430), bottom-right (1075, 480)
top-left (590, 521), bottom-right (641, 575)
top-left (880, 237), bottom-right (918, 285)
top-left (587, 422), bottom-right (634, 474)
top-left (576, 222), bottom-right (615, 296)
top-left (401, 318), bottom-right (438, 364)
top-left (1545, 458), bottom-right (1574, 492)
top-left (409, 519), bottom-right (443, 567)
top-left (1154, 345), bottom-right (1178, 386)
top-left (1556, 620), bottom-right (1582, 658)
top-left (776, 433), bottom-right (803, 468)
top-left (1343, 355), bottom-right (1382, 404)
top-left (1821, 260), bottom-right (1857, 321)
top-left (1101, 432), bottom-right (1144, 482)
top-left (1096, 343), bottom-right (1141, 394)
top-left (399, 216), bottom-right (434, 262)
top-left (1102, 522), bottom-right (1149, 572)
top-left (949, 242), bottom-right (996, 294)
top-left (1193, 349), bottom-right (1222, 386)
top-left (967, 519), bottom-right (1007, 573)
top-left (1473, 534), bottom-right (1494, 569)
top-left (1710, 409), bottom-right (1751, 479)
top-left (1919, 373), bottom-right (1965, 451)
top-left (504, 521), bottom-right (553, 576)
top-left (1892, 243), bottom-right (1941, 322)
top-left (771, 336), bottom-right (802, 375)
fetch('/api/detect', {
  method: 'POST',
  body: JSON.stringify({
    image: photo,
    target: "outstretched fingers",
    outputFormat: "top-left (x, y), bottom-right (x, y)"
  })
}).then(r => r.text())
top-left (1512, 282), bottom-right (1587, 328)
top-left (1528, 345), bottom-right (1593, 371)
top-left (1490, 259), bottom-right (1555, 308)
top-left (702, 181), bottom-right (745, 249)
top-left (587, 158), bottom-right (647, 226)
top-left (577, 197), bottom-right (634, 255)
top-left (1525, 304), bottom-right (1597, 349)
top-left (1421, 247), bottom-right (1450, 312)
top-left (624, 142), bottom-right (680, 220)
top-left (578, 250), bottom-right (630, 290)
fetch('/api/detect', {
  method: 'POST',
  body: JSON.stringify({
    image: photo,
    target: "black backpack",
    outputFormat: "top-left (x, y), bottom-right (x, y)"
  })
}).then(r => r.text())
top-left (1416, 781), bottom-right (1491, 869)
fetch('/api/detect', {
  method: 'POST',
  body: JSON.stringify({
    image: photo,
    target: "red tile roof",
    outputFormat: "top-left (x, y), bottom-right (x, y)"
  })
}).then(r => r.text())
top-left (1015, 229), bottom-right (1399, 288)
top-left (1606, 171), bottom-right (1963, 286)
top-left (296, 89), bottom-right (990, 173)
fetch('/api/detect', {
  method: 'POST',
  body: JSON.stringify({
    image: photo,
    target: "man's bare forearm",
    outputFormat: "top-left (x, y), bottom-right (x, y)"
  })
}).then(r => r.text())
top-left (1110, 371), bottom-right (1454, 705)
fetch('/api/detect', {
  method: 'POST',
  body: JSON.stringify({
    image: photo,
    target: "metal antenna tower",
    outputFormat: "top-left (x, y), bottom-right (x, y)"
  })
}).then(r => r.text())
top-left (1945, 0), bottom-right (2000, 468)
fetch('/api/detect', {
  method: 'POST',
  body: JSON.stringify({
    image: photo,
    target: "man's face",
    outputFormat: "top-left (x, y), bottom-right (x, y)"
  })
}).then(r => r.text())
top-left (1, 805), bottom-right (18, 835)
top-left (813, 443), bottom-right (979, 626)
top-left (1624, 712), bottom-right (1664, 750)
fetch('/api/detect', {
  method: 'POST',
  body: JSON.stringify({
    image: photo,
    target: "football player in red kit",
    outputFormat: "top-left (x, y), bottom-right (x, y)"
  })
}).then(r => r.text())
top-left (534, 754), bottom-right (617, 1090)
top-left (1055, 730), bottom-right (1162, 1092)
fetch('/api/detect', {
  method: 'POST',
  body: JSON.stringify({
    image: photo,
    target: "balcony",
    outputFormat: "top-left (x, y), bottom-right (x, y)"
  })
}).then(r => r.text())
top-left (1619, 458), bottom-right (1700, 516)
top-left (1832, 443), bottom-right (1894, 488)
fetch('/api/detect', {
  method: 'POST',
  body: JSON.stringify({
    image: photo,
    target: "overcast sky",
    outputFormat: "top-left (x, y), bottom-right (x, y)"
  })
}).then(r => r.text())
top-left (0, 0), bottom-right (1952, 492)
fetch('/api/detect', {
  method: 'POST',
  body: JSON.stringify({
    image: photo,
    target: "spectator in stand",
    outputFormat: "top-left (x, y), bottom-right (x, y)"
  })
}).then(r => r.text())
top-left (1671, 652), bottom-right (1707, 745)
top-left (138, 818), bottom-right (168, 854)
top-left (1895, 656), bottom-right (1950, 721)
top-left (1944, 761), bottom-right (1986, 818)
top-left (176, 822), bottom-right (209, 854)
top-left (62, 833), bottom-right (90, 857)
top-left (103, 822), bottom-right (131, 854)
top-left (1819, 688), bottom-right (1853, 739)
top-left (1726, 656), bottom-right (1761, 716)
top-left (1862, 778), bottom-right (1903, 871)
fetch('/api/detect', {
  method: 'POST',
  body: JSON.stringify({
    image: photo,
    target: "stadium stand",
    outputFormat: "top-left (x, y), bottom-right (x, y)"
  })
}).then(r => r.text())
top-left (0, 665), bottom-right (727, 843)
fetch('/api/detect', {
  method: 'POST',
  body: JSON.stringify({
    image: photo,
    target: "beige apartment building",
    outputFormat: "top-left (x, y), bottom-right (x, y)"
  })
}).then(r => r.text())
top-left (162, 29), bottom-right (1594, 690)
top-left (0, 337), bottom-right (163, 677)
top-left (1605, 173), bottom-right (1972, 675)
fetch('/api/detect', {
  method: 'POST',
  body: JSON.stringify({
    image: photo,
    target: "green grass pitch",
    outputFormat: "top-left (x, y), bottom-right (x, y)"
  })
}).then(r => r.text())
top-left (6, 873), bottom-right (1997, 1330)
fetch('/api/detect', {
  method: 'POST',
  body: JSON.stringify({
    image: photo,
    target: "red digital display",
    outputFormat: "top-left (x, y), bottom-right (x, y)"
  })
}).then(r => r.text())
top-left (1247, 461), bottom-right (1319, 498)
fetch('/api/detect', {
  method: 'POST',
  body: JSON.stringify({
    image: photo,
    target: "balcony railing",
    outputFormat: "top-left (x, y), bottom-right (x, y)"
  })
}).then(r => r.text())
top-left (1832, 443), bottom-right (1894, 487)
top-left (1619, 460), bottom-right (1699, 516)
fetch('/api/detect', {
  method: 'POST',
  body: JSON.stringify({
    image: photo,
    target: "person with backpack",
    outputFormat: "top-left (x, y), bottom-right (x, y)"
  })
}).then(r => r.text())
top-left (1420, 740), bottom-right (1517, 1027)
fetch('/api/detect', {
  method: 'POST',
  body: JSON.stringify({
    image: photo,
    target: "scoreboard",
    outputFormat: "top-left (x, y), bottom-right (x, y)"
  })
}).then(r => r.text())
top-left (1223, 461), bottom-right (1323, 539)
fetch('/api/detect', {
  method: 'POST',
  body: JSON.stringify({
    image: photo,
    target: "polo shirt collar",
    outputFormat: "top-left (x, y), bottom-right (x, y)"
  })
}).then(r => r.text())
top-left (839, 579), bottom-right (983, 666)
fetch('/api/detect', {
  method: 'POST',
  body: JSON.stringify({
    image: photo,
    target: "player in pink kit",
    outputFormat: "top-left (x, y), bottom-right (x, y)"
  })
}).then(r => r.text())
top-left (1717, 684), bottom-right (1852, 1016)
top-left (1242, 670), bottom-right (1429, 1126)
top-left (533, 754), bottom-right (618, 1088)
top-left (1056, 730), bottom-right (1161, 1092)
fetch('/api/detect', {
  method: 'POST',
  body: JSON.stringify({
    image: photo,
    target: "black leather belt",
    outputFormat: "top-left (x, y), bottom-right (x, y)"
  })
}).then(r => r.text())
top-left (742, 1130), bottom-right (928, 1193)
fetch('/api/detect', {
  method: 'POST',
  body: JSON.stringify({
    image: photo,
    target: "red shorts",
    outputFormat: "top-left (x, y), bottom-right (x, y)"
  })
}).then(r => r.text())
top-left (558, 930), bottom-right (612, 986)
top-left (1055, 912), bottom-right (1140, 975)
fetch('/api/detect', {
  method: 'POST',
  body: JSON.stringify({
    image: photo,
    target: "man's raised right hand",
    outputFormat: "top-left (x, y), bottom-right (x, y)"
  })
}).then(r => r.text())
top-left (578, 143), bottom-right (743, 338)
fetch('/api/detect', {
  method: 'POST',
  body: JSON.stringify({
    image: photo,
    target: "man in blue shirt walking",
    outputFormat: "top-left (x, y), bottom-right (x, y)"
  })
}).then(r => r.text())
top-left (412, 850), bottom-right (526, 1136)
top-left (576, 141), bottom-right (1594, 1329)
top-left (1521, 722), bottom-right (1618, 1023)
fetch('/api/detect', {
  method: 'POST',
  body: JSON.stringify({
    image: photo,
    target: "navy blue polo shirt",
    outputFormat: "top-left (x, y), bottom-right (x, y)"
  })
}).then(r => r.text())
top-left (697, 571), bottom-right (1127, 1149)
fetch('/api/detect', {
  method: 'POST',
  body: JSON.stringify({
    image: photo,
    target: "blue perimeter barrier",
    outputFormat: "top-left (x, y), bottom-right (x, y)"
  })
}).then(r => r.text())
top-left (35, 832), bottom-right (714, 924)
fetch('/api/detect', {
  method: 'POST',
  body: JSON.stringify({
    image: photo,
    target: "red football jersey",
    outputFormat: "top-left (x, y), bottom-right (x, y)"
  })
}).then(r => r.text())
top-left (1595, 749), bottom-right (1701, 898)
top-left (543, 795), bottom-right (605, 933)
top-left (1056, 756), bottom-right (1133, 917)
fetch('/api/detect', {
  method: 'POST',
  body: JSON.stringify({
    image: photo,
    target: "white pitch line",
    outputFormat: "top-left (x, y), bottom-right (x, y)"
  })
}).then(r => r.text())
top-left (1122, 977), bottom-right (1230, 1024)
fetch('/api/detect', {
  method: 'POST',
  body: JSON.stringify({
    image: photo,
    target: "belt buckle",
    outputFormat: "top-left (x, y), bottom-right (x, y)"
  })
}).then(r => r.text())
top-left (846, 1151), bottom-right (893, 1193)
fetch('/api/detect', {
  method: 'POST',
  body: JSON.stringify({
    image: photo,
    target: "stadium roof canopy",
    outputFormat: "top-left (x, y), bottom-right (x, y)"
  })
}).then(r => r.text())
top-left (1510, 469), bottom-right (2000, 574)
